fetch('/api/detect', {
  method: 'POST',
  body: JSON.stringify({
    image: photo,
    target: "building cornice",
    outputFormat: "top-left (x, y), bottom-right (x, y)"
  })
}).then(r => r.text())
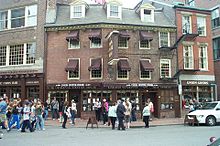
top-left (45, 23), bottom-right (176, 32)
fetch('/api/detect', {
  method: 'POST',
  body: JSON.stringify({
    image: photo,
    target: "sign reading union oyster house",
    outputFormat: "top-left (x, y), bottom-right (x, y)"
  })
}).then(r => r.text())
top-left (0, 81), bottom-right (19, 86)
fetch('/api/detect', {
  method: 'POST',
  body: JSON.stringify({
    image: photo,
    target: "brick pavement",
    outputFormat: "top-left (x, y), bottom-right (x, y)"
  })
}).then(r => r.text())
top-left (45, 117), bottom-right (185, 128)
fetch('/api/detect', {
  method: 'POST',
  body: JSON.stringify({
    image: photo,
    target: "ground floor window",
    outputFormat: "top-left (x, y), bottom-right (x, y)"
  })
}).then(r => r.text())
top-left (0, 88), bottom-right (6, 97)
top-left (160, 89), bottom-right (174, 110)
top-left (11, 87), bottom-right (21, 99)
top-left (27, 86), bottom-right (39, 99)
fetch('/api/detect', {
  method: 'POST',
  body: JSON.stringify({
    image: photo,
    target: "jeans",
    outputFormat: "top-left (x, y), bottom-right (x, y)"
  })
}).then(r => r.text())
top-left (70, 110), bottom-right (75, 124)
top-left (44, 110), bottom-right (48, 120)
top-left (9, 114), bottom-right (20, 129)
top-left (36, 115), bottom-right (44, 130)
top-left (52, 109), bottom-right (59, 119)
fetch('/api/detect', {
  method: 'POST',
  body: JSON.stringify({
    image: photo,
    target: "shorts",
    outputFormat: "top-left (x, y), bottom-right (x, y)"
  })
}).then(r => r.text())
top-left (125, 115), bottom-right (131, 123)
top-left (0, 114), bottom-right (7, 122)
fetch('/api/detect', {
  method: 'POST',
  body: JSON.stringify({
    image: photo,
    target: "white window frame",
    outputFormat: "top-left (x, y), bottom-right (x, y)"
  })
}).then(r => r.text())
top-left (199, 45), bottom-right (208, 70)
top-left (197, 16), bottom-right (206, 36)
top-left (0, 46), bottom-right (7, 66)
top-left (117, 69), bottom-right (129, 80)
top-left (139, 40), bottom-right (150, 49)
top-left (141, 9), bottom-right (154, 23)
top-left (0, 42), bottom-right (36, 67)
top-left (118, 37), bottom-right (128, 48)
top-left (90, 58), bottom-right (103, 79)
top-left (68, 58), bottom-right (80, 80)
top-left (90, 37), bottom-right (102, 48)
top-left (183, 45), bottom-right (194, 69)
top-left (160, 59), bottom-right (171, 78)
top-left (68, 39), bottom-right (80, 49)
top-left (107, 4), bottom-right (122, 19)
top-left (182, 15), bottom-right (192, 34)
top-left (140, 59), bottom-right (151, 80)
top-left (70, 5), bottom-right (85, 18)
top-left (159, 32), bottom-right (170, 47)
top-left (0, 11), bottom-right (8, 30)
top-left (0, 5), bottom-right (37, 31)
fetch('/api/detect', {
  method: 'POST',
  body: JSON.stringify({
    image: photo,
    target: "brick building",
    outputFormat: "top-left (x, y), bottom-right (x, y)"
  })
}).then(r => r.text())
top-left (0, 0), bottom-right (46, 101)
top-left (45, 0), bottom-right (180, 118)
top-left (151, 0), bottom-right (216, 108)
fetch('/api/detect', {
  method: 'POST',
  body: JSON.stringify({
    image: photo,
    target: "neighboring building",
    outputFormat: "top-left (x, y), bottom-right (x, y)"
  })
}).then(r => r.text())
top-left (45, 0), bottom-right (179, 118)
top-left (151, 0), bottom-right (216, 108)
top-left (0, 0), bottom-right (46, 101)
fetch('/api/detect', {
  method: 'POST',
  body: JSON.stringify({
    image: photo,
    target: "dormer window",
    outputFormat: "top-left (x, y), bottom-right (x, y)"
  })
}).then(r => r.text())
top-left (107, 3), bottom-right (122, 19)
top-left (70, 5), bottom-right (85, 18)
top-left (139, 4), bottom-right (155, 23)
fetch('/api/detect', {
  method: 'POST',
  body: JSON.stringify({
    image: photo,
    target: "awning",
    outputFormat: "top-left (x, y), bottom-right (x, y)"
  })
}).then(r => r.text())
top-left (65, 60), bottom-right (79, 72)
top-left (88, 29), bottom-right (101, 39)
top-left (118, 59), bottom-right (131, 71)
top-left (66, 31), bottom-right (79, 41)
top-left (88, 58), bottom-right (101, 71)
top-left (119, 31), bottom-right (130, 39)
top-left (140, 31), bottom-right (153, 41)
top-left (140, 60), bottom-right (154, 71)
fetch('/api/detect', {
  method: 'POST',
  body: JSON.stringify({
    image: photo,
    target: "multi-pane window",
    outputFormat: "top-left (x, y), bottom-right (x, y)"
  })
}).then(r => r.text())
top-left (0, 43), bottom-right (36, 67)
top-left (159, 32), bottom-right (169, 47)
top-left (69, 70), bottom-right (79, 79)
top-left (160, 59), bottom-right (171, 78)
top-left (90, 37), bottom-right (102, 48)
top-left (183, 45), bottom-right (193, 69)
top-left (9, 45), bottom-right (24, 65)
top-left (213, 37), bottom-right (220, 60)
top-left (197, 17), bottom-right (206, 36)
top-left (140, 40), bottom-right (150, 49)
top-left (110, 5), bottom-right (119, 17)
top-left (26, 43), bottom-right (36, 64)
top-left (0, 46), bottom-right (6, 66)
top-left (26, 5), bottom-right (37, 26)
top-left (199, 46), bottom-right (208, 70)
top-left (0, 11), bottom-right (8, 30)
top-left (118, 70), bottom-right (128, 79)
top-left (11, 8), bottom-right (25, 28)
top-left (91, 70), bottom-right (101, 78)
top-left (68, 39), bottom-right (80, 49)
top-left (211, 8), bottom-right (220, 28)
top-left (182, 15), bottom-right (192, 34)
top-left (0, 5), bottom-right (37, 30)
top-left (143, 9), bottom-right (151, 22)
top-left (118, 37), bottom-right (128, 48)
top-left (72, 5), bottom-right (82, 18)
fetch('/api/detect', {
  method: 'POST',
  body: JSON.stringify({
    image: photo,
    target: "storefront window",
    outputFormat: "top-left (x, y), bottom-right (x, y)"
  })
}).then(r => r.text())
top-left (27, 87), bottom-right (39, 99)
top-left (198, 86), bottom-right (211, 102)
top-left (0, 88), bottom-right (6, 97)
top-left (160, 90), bottom-right (174, 110)
top-left (11, 87), bottom-right (21, 99)
top-left (82, 90), bottom-right (112, 112)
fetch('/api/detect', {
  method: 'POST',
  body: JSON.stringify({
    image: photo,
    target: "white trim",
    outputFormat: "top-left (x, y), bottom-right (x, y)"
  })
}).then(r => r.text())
top-left (183, 45), bottom-right (194, 69)
top-left (68, 39), bottom-right (80, 49)
top-left (139, 59), bottom-right (151, 80)
top-left (70, 5), bottom-right (85, 19)
top-left (107, 4), bottom-right (122, 19)
top-left (198, 45), bottom-right (208, 71)
top-left (179, 74), bottom-right (215, 81)
top-left (89, 58), bottom-right (103, 80)
top-left (67, 58), bottom-right (80, 80)
top-left (160, 59), bottom-right (171, 78)
top-left (159, 32), bottom-right (170, 47)
top-left (139, 40), bottom-right (150, 49)
top-left (90, 38), bottom-right (102, 48)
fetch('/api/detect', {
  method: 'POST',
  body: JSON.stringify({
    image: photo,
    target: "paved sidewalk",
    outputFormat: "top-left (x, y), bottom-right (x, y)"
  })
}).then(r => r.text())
top-left (45, 117), bottom-right (185, 128)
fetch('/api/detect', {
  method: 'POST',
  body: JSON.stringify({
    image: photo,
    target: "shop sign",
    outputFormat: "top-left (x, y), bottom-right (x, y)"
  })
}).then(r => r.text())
top-left (26, 81), bottom-right (39, 85)
top-left (186, 81), bottom-right (209, 85)
top-left (0, 81), bottom-right (19, 86)
top-left (126, 83), bottom-right (158, 87)
top-left (53, 83), bottom-right (93, 89)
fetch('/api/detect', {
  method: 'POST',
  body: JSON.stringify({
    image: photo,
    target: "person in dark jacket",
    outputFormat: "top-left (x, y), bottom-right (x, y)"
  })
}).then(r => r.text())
top-left (62, 101), bottom-right (69, 129)
top-left (116, 99), bottom-right (126, 130)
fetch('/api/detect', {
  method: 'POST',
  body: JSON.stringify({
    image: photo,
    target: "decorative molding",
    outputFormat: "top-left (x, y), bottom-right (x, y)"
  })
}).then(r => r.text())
top-left (45, 24), bottom-right (176, 32)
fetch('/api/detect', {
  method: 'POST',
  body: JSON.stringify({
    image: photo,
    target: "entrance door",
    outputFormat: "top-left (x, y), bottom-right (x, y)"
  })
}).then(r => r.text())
top-left (142, 91), bottom-right (158, 118)
top-left (48, 91), bottom-right (68, 113)
top-left (69, 90), bottom-right (81, 117)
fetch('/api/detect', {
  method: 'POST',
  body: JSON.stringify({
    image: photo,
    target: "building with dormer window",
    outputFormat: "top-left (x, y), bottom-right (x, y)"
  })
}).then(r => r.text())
top-left (45, 0), bottom-right (180, 119)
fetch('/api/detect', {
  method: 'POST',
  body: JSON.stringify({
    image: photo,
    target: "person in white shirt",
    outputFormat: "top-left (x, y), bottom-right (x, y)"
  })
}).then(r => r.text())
top-left (108, 102), bottom-right (117, 130)
top-left (142, 102), bottom-right (150, 128)
top-left (21, 101), bottom-right (34, 132)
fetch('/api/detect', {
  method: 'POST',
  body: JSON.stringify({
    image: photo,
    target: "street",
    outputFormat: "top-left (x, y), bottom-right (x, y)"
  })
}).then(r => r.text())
top-left (0, 125), bottom-right (219, 146)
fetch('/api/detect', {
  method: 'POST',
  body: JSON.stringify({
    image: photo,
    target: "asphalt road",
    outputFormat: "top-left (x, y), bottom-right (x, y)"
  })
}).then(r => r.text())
top-left (0, 125), bottom-right (219, 146)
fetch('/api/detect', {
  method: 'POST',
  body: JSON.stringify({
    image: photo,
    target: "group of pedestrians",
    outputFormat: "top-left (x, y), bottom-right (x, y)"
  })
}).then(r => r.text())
top-left (0, 96), bottom-right (47, 134)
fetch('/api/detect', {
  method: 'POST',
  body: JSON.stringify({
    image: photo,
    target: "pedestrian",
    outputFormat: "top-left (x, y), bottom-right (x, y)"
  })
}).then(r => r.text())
top-left (51, 97), bottom-right (59, 120)
top-left (108, 102), bottom-right (117, 130)
top-left (147, 98), bottom-right (154, 121)
top-left (102, 98), bottom-right (108, 125)
top-left (0, 97), bottom-right (10, 132)
top-left (62, 101), bottom-right (69, 129)
top-left (131, 100), bottom-right (137, 121)
top-left (116, 99), bottom-right (126, 130)
top-left (9, 100), bottom-right (21, 131)
top-left (21, 101), bottom-right (34, 132)
top-left (142, 102), bottom-right (150, 128)
top-left (124, 98), bottom-right (131, 129)
top-left (70, 99), bottom-right (77, 125)
top-left (35, 101), bottom-right (45, 130)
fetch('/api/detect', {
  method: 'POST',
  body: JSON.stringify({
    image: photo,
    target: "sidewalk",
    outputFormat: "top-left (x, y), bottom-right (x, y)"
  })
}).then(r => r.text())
top-left (45, 117), bottom-right (185, 128)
